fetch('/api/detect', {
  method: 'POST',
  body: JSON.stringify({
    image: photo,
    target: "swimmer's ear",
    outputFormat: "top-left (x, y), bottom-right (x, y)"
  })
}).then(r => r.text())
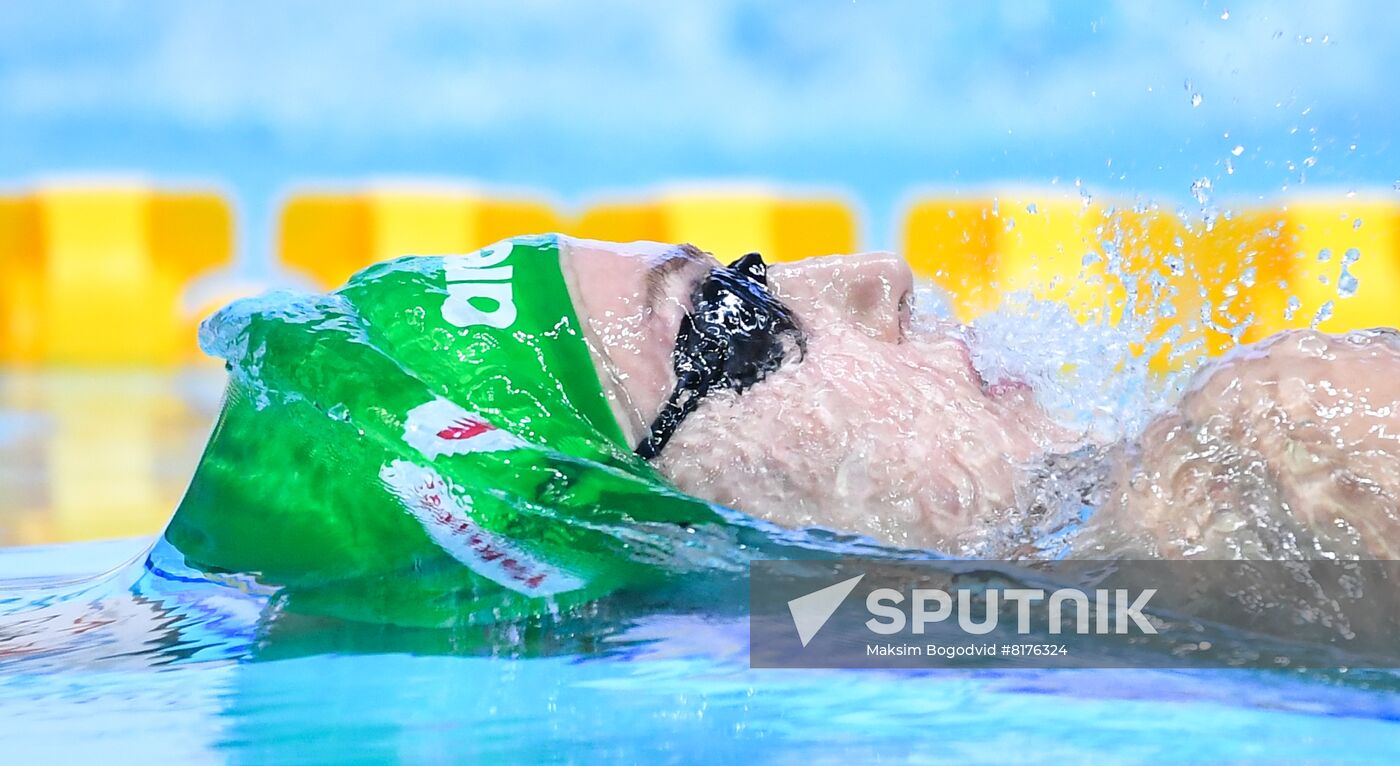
top-left (729, 252), bottom-right (767, 285)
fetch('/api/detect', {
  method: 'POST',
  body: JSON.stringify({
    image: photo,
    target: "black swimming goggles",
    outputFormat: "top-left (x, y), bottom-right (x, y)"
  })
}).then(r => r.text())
top-left (635, 252), bottom-right (806, 460)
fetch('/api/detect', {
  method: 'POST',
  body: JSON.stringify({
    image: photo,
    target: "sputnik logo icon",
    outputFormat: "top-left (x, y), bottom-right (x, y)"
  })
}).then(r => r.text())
top-left (787, 574), bottom-right (865, 647)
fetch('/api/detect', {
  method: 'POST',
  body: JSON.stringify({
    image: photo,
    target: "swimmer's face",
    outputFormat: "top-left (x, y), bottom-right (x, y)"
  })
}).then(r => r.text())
top-left (562, 237), bottom-right (1070, 551)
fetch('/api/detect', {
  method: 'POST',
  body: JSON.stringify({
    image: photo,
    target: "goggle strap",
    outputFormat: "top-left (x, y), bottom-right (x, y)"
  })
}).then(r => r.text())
top-left (635, 377), bottom-right (704, 460)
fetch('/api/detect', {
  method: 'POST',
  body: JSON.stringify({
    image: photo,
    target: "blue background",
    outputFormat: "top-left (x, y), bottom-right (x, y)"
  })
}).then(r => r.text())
top-left (1, 1), bottom-right (1395, 269)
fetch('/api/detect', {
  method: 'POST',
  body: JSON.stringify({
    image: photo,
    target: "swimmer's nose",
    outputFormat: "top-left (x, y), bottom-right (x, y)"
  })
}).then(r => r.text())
top-left (767, 252), bottom-right (914, 342)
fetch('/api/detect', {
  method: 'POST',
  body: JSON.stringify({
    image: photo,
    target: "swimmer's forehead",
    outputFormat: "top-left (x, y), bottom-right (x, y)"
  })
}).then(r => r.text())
top-left (561, 236), bottom-right (718, 311)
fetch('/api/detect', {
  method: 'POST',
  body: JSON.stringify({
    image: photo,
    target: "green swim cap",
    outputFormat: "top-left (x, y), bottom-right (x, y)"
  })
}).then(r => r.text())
top-left (164, 234), bottom-right (740, 627)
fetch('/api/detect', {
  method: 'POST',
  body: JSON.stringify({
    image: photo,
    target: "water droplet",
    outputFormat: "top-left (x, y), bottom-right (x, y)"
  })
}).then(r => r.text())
top-left (1220, 9), bottom-right (1230, 19)
top-left (1231, 145), bottom-right (1244, 156)
top-left (1190, 177), bottom-right (1213, 205)
top-left (1312, 300), bottom-right (1334, 327)
top-left (1338, 271), bottom-right (1359, 298)
top-left (1343, 247), bottom-right (1361, 265)
top-left (1285, 295), bottom-right (1301, 321)
top-left (1318, 247), bottom-right (1332, 262)
top-left (1303, 156), bottom-right (1317, 168)
top-left (1353, 218), bottom-right (1363, 230)
top-left (1190, 92), bottom-right (1203, 108)
top-left (1026, 202), bottom-right (1038, 214)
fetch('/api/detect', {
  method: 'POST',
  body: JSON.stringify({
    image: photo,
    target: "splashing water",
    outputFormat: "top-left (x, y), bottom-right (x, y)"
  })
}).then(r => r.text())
top-left (897, 197), bottom-right (1400, 561)
top-left (1286, 295), bottom-right (1303, 321)
top-left (1312, 300), bottom-right (1335, 326)
top-left (964, 295), bottom-right (1156, 441)
top-left (958, 194), bottom-right (1400, 569)
top-left (908, 204), bottom-right (1284, 445)
top-left (1190, 177), bottom-right (1213, 206)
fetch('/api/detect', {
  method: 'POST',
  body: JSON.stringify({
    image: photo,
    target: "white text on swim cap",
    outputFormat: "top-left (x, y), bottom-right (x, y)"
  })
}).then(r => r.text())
top-left (442, 240), bottom-right (517, 329)
top-left (380, 460), bottom-right (583, 596)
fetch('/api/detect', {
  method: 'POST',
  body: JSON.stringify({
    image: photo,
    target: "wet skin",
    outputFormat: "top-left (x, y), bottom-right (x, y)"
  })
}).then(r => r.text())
top-left (561, 236), bottom-right (1400, 559)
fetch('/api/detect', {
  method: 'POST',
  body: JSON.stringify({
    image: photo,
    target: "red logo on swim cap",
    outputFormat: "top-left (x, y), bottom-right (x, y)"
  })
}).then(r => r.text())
top-left (403, 399), bottom-right (526, 460)
top-left (436, 416), bottom-right (495, 442)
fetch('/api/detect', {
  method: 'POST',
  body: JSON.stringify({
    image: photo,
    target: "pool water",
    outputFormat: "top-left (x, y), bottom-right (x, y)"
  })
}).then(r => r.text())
top-left (4, 530), bottom-right (1400, 764)
top-left (5, 340), bottom-right (1400, 763)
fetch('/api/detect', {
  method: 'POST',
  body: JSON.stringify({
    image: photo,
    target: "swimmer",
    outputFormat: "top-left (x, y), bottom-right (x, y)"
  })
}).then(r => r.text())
top-left (164, 233), bottom-right (1400, 628)
top-left (565, 237), bottom-right (1400, 561)
top-left (12, 232), bottom-right (1397, 663)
